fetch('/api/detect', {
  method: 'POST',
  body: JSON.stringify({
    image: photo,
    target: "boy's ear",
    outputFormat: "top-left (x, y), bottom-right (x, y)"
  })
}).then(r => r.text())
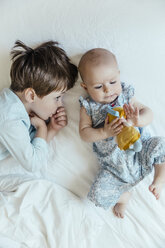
top-left (24, 88), bottom-right (36, 103)
top-left (81, 82), bottom-right (87, 90)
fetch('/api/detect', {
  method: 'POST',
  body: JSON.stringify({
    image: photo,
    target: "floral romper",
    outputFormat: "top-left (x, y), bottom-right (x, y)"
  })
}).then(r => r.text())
top-left (79, 83), bottom-right (165, 209)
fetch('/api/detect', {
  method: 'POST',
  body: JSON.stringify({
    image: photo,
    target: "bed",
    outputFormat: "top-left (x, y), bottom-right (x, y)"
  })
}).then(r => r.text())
top-left (0, 0), bottom-right (165, 247)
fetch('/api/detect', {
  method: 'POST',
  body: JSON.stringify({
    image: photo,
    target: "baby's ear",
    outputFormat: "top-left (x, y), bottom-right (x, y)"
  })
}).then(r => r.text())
top-left (81, 82), bottom-right (87, 90)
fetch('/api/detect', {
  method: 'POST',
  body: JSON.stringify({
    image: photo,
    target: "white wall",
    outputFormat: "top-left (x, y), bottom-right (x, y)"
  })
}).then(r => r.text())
top-left (0, 0), bottom-right (165, 134)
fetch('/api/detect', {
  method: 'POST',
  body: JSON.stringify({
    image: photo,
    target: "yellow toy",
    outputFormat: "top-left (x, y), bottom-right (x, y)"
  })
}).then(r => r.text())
top-left (107, 106), bottom-right (142, 153)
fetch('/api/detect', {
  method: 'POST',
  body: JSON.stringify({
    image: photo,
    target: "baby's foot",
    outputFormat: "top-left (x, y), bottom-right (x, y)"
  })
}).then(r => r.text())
top-left (149, 177), bottom-right (165, 200)
top-left (113, 203), bottom-right (127, 218)
top-left (113, 191), bottom-right (130, 218)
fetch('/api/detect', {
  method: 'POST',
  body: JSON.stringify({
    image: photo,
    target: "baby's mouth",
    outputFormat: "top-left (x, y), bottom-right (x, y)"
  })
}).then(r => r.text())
top-left (110, 95), bottom-right (118, 104)
top-left (105, 94), bottom-right (117, 99)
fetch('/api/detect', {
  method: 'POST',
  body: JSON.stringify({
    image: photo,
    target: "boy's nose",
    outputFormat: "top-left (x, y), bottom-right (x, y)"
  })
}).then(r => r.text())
top-left (57, 98), bottom-right (62, 107)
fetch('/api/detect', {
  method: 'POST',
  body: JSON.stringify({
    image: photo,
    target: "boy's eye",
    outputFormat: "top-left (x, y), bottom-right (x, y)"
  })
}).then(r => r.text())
top-left (110, 81), bottom-right (116, 84)
top-left (94, 85), bottom-right (102, 89)
top-left (56, 96), bottom-right (61, 101)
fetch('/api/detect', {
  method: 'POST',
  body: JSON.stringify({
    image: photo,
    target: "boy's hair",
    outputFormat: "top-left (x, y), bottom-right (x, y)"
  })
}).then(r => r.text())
top-left (10, 40), bottom-right (78, 97)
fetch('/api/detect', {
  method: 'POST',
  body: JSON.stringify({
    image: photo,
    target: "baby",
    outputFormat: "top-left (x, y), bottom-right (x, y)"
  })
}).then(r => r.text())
top-left (0, 40), bottom-right (77, 190)
top-left (78, 48), bottom-right (165, 218)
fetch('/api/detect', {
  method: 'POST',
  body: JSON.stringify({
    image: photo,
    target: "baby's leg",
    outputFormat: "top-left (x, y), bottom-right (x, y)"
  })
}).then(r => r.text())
top-left (87, 169), bottom-right (128, 210)
top-left (149, 163), bottom-right (165, 200)
top-left (113, 191), bottom-right (131, 219)
top-left (140, 136), bottom-right (165, 200)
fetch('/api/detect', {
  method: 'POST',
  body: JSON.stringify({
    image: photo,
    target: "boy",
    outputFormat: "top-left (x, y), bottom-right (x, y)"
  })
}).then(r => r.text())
top-left (0, 40), bottom-right (77, 174)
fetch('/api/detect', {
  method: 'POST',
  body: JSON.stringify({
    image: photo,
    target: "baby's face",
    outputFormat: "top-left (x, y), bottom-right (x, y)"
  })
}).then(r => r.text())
top-left (82, 63), bottom-right (122, 104)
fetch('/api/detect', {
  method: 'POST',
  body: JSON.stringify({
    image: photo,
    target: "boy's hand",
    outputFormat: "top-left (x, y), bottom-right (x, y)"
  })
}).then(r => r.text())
top-left (29, 113), bottom-right (47, 141)
top-left (123, 103), bottom-right (139, 126)
top-left (103, 116), bottom-right (124, 138)
top-left (49, 106), bottom-right (67, 133)
top-left (29, 113), bottom-right (46, 129)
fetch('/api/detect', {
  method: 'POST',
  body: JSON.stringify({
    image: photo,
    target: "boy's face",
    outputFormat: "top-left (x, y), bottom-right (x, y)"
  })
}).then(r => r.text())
top-left (82, 63), bottom-right (122, 104)
top-left (32, 90), bottom-right (64, 120)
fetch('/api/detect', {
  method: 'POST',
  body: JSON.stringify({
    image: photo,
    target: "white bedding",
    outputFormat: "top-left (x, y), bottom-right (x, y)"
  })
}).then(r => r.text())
top-left (0, 0), bottom-right (165, 247)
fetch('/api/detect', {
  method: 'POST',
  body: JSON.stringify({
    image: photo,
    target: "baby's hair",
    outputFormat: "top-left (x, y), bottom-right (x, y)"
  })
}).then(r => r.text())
top-left (10, 40), bottom-right (78, 97)
top-left (78, 48), bottom-right (117, 81)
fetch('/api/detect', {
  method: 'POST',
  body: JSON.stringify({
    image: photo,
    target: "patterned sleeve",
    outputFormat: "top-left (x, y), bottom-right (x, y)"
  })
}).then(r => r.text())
top-left (121, 82), bottom-right (135, 103)
top-left (79, 96), bottom-right (91, 116)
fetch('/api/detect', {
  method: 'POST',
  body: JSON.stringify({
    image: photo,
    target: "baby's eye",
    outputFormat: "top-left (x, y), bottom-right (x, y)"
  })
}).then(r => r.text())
top-left (109, 81), bottom-right (116, 84)
top-left (94, 85), bottom-right (102, 89)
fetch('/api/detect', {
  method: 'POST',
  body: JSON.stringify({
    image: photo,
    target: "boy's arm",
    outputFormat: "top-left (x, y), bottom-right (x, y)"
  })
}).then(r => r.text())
top-left (46, 106), bottom-right (67, 142)
top-left (79, 107), bottom-right (123, 142)
top-left (126, 97), bottom-right (153, 127)
top-left (0, 120), bottom-right (48, 172)
top-left (30, 115), bottom-right (47, 141)
top-left (46, 125), bottom-right (57, 142)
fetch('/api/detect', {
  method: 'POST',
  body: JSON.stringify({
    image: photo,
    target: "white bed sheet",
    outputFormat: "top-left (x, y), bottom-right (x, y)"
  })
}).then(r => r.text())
top-left (0, 83), bottom-right (165, 248)
top-left (0, 0), bottom-right (165, 247)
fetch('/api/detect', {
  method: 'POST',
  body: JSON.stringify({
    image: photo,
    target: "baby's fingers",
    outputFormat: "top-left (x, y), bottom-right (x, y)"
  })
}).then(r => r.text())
top-left (110, 118), bottom-right (124, 129)
top-left (135, 107), bottom-right (139, 117)
top-left (124, 104), bottom-right (132, 118)
top-left (106, 117), bottom-right (120, 126)
top-left (105, 116), bottom-right (109, 125)
top-left (114, 126), bottom-right (123, 135)
top-left (129, 103), bottom-right (136, 116)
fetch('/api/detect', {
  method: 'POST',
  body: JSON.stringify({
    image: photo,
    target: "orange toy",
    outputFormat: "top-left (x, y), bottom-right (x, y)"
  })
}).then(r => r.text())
top-left (107, 107), bottom-right (141, 151)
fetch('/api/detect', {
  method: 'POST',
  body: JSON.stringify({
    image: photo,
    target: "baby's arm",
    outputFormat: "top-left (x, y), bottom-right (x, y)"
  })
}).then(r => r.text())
top-left (79, 107), bottom-right (124, 142)
top-left (123, 97), bottom-right (153, 127)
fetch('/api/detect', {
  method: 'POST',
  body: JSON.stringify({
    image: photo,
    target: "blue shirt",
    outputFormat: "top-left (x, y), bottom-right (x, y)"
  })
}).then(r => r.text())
top-left (0, 88), bottom-right (48, 172)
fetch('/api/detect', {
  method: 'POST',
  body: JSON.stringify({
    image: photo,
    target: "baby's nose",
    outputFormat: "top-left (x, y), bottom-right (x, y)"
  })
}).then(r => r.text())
top-left (103, 85), bottom-right (110, 93)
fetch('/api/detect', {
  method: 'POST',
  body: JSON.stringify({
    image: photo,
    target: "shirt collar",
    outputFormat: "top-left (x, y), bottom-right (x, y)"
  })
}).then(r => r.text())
top-left (5, 88), bottom-right (31, 128)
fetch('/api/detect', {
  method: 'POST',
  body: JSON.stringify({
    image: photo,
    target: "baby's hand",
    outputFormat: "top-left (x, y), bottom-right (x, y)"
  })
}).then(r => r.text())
top-left (123, 103), bottom-right (139, 126)
top-left (49, 106), bottom-right (67, 133)
top-left (29, 113), bottom-right (46, 129)
top-left (103, 116), bottom-right (124, 138)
